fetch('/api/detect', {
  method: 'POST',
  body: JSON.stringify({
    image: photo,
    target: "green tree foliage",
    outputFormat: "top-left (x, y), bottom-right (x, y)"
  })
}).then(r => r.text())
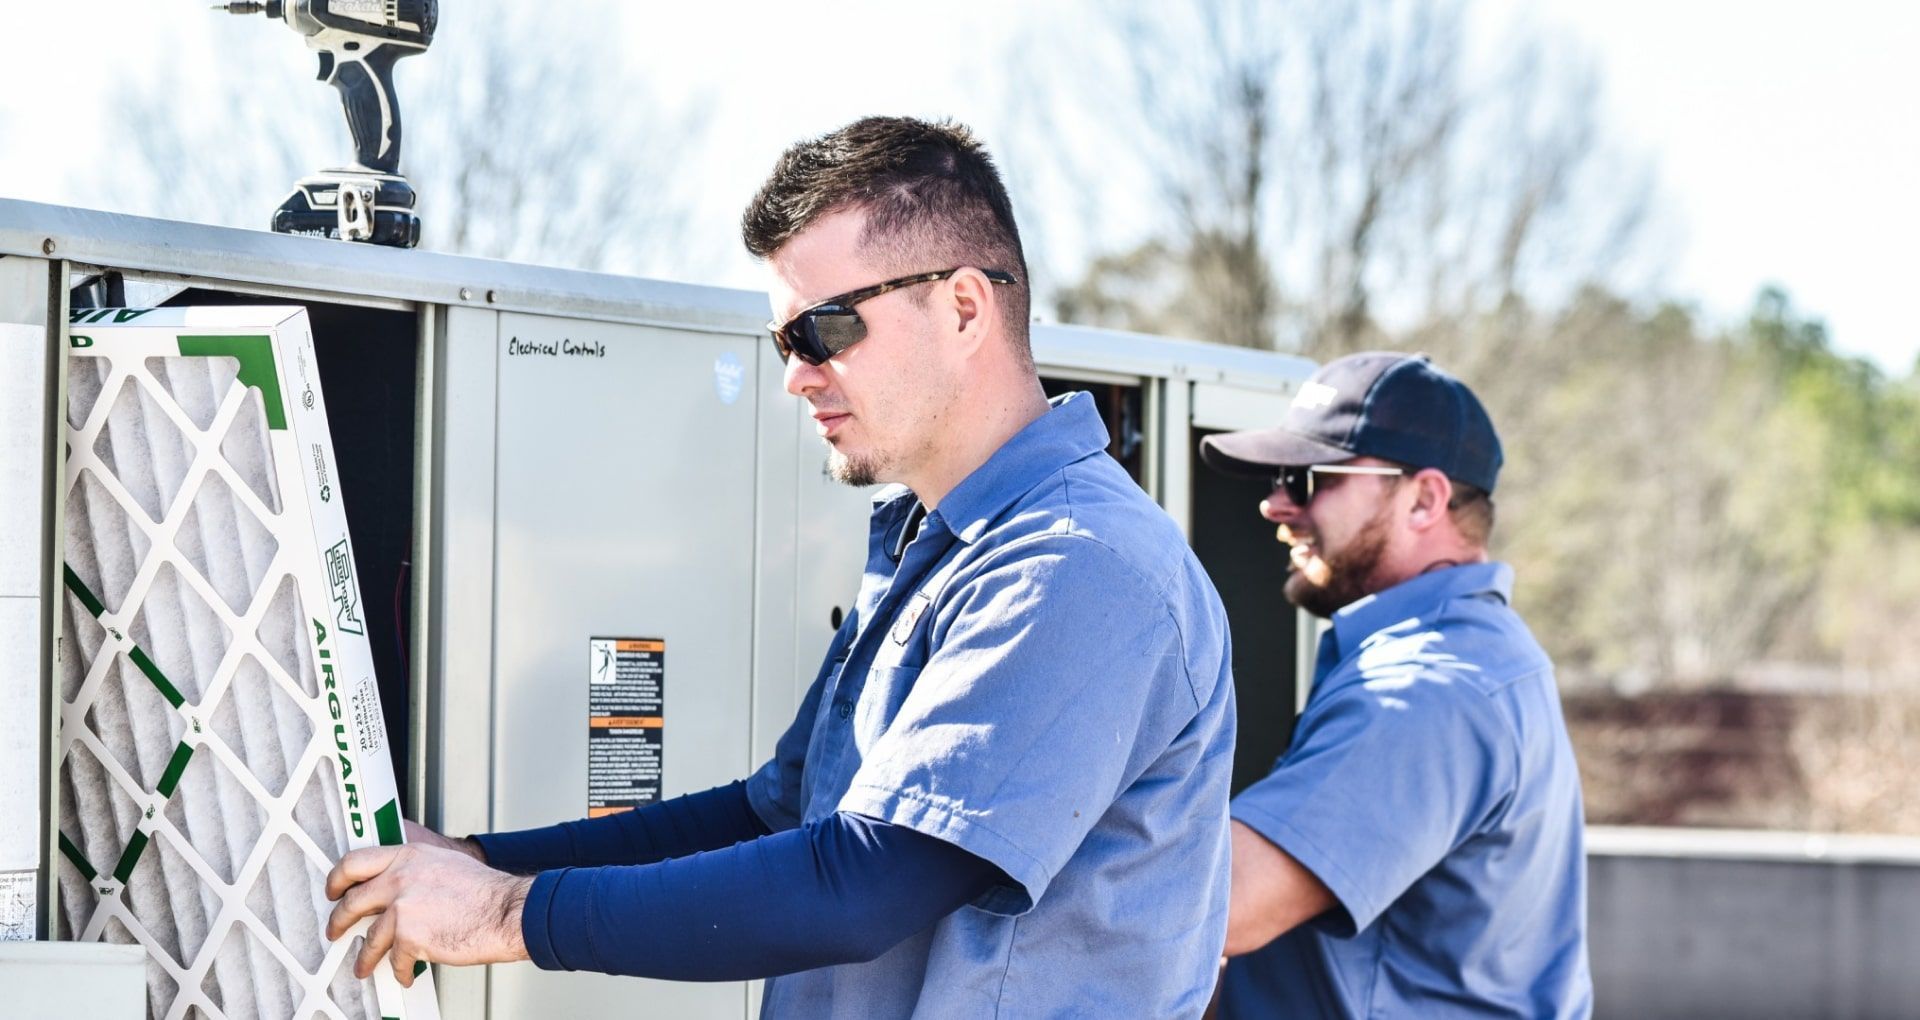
top-left (1399, 286), bottom-right (1919, 692)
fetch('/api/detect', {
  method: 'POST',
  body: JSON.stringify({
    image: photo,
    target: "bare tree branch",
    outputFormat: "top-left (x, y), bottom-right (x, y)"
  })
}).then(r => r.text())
top-left (1022, 0), bottom-right (1652, 363)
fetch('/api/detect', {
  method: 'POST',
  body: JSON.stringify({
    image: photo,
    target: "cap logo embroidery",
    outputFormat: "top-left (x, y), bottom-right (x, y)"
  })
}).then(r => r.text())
top-left (1293, 381), bottom-right (1338, 411)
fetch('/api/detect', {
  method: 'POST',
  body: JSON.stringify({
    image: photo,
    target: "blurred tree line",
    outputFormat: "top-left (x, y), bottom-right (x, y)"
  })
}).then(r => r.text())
top-left (1015, 0), bottom-right (1920, 702)
top-left (1500, 287), bottom-right (1920, 692)
top-left (1014, 0), bottom-right (1920, 831)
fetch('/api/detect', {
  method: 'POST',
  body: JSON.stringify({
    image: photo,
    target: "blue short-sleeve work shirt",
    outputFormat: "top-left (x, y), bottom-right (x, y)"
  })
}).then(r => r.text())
top-left (748, 392), bottom-right (1237, 1019)
top-left (1222, 563), bottom-right (1592, 1019)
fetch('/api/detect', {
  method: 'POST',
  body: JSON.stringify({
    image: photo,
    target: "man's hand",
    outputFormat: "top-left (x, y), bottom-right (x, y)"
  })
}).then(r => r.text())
top-left (401, 818), bottom-right (488, 863)
top-left (325, 842), bottom-right (533, 986)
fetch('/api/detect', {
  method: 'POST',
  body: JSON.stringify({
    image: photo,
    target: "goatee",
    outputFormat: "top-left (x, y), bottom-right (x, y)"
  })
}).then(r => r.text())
top-left (828, 449), bottom-right (881, 487)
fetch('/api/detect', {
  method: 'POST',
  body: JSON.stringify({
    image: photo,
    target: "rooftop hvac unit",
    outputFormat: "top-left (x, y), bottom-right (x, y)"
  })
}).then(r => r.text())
top-left (58, 306), bottom-right (435, 1019)
top-left (0, 198), bottom-right (1318, 1017)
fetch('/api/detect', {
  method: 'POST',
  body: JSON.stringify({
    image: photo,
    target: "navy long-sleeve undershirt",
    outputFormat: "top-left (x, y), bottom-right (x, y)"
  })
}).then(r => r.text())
top-left (475, 780), bottom-right (772, 872)
top-left (471, 782), bottom-right (1002, 980)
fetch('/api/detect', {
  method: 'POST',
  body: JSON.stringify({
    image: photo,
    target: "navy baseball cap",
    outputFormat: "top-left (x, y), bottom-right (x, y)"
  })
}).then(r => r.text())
top-left (1199, 351), bottom-right (1504, 492)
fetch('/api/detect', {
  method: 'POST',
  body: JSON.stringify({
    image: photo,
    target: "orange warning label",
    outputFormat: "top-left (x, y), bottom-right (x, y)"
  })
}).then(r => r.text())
top-left (588, 636), bottom-right (664, 813)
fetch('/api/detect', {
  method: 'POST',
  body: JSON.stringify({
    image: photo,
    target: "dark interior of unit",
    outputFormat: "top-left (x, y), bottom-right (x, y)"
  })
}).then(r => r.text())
top-left (1041, 377), bottom-right (1144, 480)
top-left (1190, 427), bottom-right (1301, 794)
top-left (71, 275), bottom-right (420, 802)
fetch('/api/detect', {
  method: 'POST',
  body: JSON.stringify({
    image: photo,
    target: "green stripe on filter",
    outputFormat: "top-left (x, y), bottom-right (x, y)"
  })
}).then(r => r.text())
top-left (63, 563), bottom-right (105, 618)
top-left (126, 646), bottom-right (187, 709)
top-left (155, 742), bottom-right (195, 798)
top-left (176, 334), bottom-right (285, 430)
top-left (374, 800), bottom-right (403, 846)
top-left (58, 833), bottom-right (97, 882)
top-left (111, 830), bottom-right (150, 884)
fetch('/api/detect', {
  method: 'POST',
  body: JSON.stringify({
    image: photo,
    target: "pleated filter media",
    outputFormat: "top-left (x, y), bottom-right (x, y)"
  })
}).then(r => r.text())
top-left (58, 306), bottom-right (438, 1020)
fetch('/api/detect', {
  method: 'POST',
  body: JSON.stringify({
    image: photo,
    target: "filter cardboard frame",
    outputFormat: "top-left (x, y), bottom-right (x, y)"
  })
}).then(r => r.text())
top-left (58, 305), bottom-right (437, 1020)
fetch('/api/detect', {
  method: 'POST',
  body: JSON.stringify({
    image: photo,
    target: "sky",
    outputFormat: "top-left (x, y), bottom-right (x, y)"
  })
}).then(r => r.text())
top-left (2, 1), bottom-right (1915, 373)
top-left (1492, 0), bottom-right (1920, 373)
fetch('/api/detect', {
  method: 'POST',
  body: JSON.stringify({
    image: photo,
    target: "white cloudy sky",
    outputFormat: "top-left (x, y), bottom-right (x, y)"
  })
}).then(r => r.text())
top-left (3, 1), bottom-right (1914, 372)
top-left (1504, 0), bottom-right (1919, 374)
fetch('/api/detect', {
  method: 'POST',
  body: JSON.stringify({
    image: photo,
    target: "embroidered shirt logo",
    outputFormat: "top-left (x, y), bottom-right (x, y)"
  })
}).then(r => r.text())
top-left (892, 593), bottom-right (931, 645)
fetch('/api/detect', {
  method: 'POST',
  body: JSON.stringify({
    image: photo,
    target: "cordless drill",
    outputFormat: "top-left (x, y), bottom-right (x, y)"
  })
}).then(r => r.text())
top-left (217, 1), bottom-right (438, 247)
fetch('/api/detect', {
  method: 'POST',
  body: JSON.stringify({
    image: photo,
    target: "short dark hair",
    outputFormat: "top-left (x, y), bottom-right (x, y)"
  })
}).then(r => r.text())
top-left (1448, 483), bottom-right (1495, 546)
top-left (1382, 466), bottom-right (1495, 546)
top-left (741, 116), bottom-right (1031, 353)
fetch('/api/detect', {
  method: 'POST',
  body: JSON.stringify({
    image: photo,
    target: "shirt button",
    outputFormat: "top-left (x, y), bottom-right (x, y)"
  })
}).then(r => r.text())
top-left (836, 699), bottom-right (853, 719)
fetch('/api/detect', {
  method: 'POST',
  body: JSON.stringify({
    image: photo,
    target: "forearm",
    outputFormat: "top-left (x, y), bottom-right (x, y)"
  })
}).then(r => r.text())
top-left (473, 780), bottom-right (771, 874)
top-left (521, 812), bottom-right (1000, 981)
top-left (487, 874), bottom-right (537, 964)
top-left (1224, 820), bottom-right (1337, 957)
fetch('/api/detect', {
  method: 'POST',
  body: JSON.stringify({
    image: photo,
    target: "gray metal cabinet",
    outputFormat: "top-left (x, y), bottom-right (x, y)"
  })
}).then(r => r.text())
top-left (487, 313), bottom-right (761, 1018)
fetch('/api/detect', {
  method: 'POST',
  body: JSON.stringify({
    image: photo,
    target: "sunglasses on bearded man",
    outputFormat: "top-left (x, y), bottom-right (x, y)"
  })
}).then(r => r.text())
top-left (767, 267), bottom-right (1019, 366)
top-left (1272, 463), bottom-right (1407, 507)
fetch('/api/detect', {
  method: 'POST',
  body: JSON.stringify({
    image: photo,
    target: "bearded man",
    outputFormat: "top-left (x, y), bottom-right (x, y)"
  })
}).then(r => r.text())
top-left (1200, 351), bottom-right (1592, 1019)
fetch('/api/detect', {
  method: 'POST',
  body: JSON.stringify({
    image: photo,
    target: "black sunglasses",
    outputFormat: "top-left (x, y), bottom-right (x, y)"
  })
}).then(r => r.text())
top-left (767, 267), bottom-right (1018, 366)
top-left (1272, 463), bottom-right (1406, 507)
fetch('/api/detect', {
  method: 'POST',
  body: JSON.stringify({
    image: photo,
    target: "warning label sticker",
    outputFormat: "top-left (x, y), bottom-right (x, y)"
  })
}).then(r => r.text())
top-left (0, 869), bottom-right (33, 941)
top-left (587, 638), bottom-right (664, 817)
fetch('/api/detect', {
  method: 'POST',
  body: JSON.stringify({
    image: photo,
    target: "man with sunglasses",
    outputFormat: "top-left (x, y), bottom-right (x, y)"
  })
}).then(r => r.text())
top-left (324, 116), bottom-right (1236, 1016)
top-left (1198, 352), bottom-right (1591, 1018)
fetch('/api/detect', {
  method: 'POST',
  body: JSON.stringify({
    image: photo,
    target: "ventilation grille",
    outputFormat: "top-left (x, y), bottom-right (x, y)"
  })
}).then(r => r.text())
top-left (60, 315), bottom-right (430, 1020)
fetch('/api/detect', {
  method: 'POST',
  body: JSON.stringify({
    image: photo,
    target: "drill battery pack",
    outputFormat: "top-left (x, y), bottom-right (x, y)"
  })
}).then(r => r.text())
top-left (271, 171), bottom-right (421, 248)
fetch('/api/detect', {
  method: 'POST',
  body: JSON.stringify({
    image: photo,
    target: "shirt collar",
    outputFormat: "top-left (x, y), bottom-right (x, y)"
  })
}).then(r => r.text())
top-left (1326, 561), bottom-right (1513, 661)
top-left (931, 392), bottom-right (1111, 544)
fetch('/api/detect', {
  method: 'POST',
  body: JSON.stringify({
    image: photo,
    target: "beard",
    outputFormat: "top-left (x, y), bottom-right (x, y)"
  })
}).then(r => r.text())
top-left (1284, 503), bottom-right (1394, 618)
top-left (827, 447), bottom-right (882, 487)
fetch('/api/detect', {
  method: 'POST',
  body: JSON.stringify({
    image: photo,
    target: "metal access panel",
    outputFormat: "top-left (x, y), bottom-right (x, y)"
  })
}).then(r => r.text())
top-left (486, 311), bottom-right (760, 1018)
top-left (0, 256), bottom-right (56, 946)
top-left (785, 428), bottom-right (877, 732)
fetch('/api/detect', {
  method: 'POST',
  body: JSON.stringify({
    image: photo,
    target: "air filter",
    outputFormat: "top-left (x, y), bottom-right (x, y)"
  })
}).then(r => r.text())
top-left (58, 306), bottom-right (437, 1019)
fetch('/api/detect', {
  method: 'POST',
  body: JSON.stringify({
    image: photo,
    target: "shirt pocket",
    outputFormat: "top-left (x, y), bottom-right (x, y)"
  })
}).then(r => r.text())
top-left (852, 664), bottom-right (924, 750)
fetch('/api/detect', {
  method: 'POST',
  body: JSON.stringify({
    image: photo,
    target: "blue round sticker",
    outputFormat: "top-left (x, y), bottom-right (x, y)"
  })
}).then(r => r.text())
top-left (713, 351), bottom-right (744, 405)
